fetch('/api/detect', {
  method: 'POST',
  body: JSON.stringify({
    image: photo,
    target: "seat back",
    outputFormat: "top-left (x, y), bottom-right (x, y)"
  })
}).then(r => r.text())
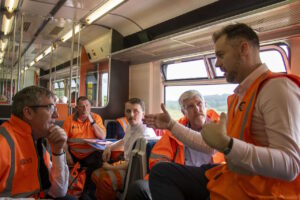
top-left (118, 136), bottom-right (160, 200)
top-left (106, 121), bottom-right (118, 139)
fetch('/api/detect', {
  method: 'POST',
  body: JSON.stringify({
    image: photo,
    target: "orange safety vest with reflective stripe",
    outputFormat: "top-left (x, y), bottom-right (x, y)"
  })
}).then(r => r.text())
top-left (0, 115), bottom-right (50, 198)
top-left (116, 117), bottom-right (129, 133)
top-left (91, 161), bottom-right (127, 200)
top-left (148, 109), bottom-right (223, 174)
top-left (206, 71), bottom-right (300, 200)
top-left (63, 112), bottom-right (106, 159)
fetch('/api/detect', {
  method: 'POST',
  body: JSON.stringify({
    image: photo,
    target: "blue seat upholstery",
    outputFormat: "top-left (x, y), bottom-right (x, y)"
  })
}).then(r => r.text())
top-left (106, 121), bottom-right (118, 139)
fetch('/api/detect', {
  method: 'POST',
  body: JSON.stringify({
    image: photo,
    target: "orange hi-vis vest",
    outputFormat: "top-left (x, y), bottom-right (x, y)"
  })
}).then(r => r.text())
top-left (116, 117), bottom-right (129, 133)
top-left (205, 71), bottom-right (300, 200)
top-left (0, 115), bottom-right (51, 198)
top-left (63, 112), bottom-right (106, 159)
top-left (148, 109), bottom-right (222, 175)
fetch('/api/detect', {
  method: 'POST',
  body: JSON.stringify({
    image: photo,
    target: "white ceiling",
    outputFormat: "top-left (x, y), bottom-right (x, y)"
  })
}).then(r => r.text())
top-left (9, 0), bottom-right (216, 71)
top-left (2, 0), bottom-right (299, 77)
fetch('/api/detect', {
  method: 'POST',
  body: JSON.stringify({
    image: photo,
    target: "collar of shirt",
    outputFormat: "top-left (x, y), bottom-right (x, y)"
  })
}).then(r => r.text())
top-left (234, 64), bottom-right (269, 99)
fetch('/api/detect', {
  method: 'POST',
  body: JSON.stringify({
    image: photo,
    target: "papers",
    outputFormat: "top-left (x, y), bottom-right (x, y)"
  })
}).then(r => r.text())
top-left (83, 138), bottom-right (117, 150)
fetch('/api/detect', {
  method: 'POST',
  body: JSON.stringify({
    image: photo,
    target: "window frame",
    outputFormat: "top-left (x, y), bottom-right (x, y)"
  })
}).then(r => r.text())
top-left (162, 43), bottom-right (290, 107)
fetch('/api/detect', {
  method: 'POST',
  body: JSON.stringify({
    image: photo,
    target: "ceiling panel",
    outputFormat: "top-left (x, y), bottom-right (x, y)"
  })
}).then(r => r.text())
top-left (112, 1), bottom-right (300, 64)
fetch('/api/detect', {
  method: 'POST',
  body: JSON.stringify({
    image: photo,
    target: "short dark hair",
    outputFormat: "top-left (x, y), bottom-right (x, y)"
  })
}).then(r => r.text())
top-left (213, 23), bottom-right (259, 48)
top-left (12, 86), bottom-right (54, 118)
top-left (126, 98), bottom-right (145, 111)
top-left (76, 96), bottom-right (90, 105)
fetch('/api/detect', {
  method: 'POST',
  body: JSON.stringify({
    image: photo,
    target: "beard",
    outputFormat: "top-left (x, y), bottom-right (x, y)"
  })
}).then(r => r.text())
top-left (225, 71), bottom-right (238, 83)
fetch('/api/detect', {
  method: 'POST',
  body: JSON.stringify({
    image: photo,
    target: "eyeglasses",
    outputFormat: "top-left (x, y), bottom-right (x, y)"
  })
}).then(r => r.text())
top-left (29, 104), bottom-right (57, 115)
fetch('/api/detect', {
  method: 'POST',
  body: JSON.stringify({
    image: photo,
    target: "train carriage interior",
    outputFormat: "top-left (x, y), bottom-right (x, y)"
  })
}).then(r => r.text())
top-left (0, 0), bottom-right (300, 198)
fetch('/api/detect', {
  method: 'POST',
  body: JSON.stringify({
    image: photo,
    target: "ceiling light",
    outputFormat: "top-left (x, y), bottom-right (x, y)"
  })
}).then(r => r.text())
top-left (29, 61), bottom-right (35, 67)
top-left (35, 54), bottom-right (43, 62)
top-left (1, 13), bottom-right (14, 35)
top-left (0, 38), bottom-right (8, 52)
top-left (0, 51), bottom-right (4, 58)
top-left (61, 24), bottom-right (81, 42)
top-left (44, 45), bottom-right (55, 56)
top-left (85, 0), bottom-right (126, 24)
top-left (5, 0), bottom-right (19, 13)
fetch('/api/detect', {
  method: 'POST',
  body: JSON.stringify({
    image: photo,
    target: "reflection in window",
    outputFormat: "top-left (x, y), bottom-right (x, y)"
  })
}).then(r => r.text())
top-left (165, 84), bottom-right (237, 120)
top-left (165, 60), bottom-right (208, 80)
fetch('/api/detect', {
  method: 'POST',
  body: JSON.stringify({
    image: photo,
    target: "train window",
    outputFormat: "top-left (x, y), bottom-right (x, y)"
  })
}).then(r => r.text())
top-left (208, 46), bottom-right (288, 78)
top-left (165, 84), bottom-right (237, 120)
top-left (71, 79), bottom-right (76, 88)
top-left (163, 45), bottom-right (288, 119)
top-left (101, 73), bottom-right (108, 107)
top-left (59, 81), bottom-right (64, 88)
top-left (164, 59), bottom-right (208, 80)
top-left (260, 50), bottom-right (286, 72)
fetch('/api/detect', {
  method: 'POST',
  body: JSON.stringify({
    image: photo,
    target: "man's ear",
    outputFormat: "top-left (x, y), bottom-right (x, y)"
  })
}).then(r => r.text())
top-left (240, 40), bottom-right (249, 56)
top-left (23, 107), bottom-right (34, 121)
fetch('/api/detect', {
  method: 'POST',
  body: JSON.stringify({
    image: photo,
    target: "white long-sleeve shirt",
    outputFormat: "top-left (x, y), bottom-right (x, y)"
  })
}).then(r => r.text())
top-left (48, 153), bottom-right (69, 197)
top-left (170, 64), bottom-right (300, 181)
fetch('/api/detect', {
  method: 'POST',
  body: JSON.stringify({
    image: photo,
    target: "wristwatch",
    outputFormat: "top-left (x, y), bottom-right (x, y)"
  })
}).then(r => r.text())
top-left (91, 121), bottom-right (96, 126)
top-left (222, 137), bottom-right (233, 155)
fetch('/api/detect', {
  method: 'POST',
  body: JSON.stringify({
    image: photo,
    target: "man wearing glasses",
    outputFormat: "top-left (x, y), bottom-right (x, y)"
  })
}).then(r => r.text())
top-left (0, 86), bottom-right (70, 199)
top-left (63, 96), bottom-right (106, 199)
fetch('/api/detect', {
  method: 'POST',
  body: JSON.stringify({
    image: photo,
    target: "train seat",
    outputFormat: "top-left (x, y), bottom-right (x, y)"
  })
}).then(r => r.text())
top-left (118, 136), bottom-right (160, 200)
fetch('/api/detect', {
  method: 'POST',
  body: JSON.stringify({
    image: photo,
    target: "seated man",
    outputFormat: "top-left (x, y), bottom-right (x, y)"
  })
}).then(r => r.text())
top-left (63, 96), bottom-right (106, 198)
top-left (0, 86), bottom-right (70, 199)
top-left (144, 23), bottom-right (300, 200)
top-left (92, 98), bottom-right (156, 200)
top-left (126, 90), bottom-right (221, 200)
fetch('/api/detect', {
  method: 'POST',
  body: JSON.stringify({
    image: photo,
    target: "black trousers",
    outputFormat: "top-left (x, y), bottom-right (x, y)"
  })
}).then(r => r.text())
top-left (126, 179), bottom-right (152, 200)
top-left (149, 162), bottom-right (217, 200)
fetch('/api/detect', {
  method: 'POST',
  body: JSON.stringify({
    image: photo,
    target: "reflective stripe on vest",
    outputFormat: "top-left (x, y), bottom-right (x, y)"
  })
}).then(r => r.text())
top-left (0, 127), bottom-right (15, 197)
top-left (173, 146), bottom-right (180, 162)
top-left (71, 148), bottom-right (96, 154)
top-left (0, 127), bottom-right (48, 198)
top-left (106, 169), bottom-right (126, 191)
top-left (149, 153), bottom-right (171, 162)
top-left (68, 138), bottom-right (87, 144)
top-left (68, 138), bottom-right (96, 157)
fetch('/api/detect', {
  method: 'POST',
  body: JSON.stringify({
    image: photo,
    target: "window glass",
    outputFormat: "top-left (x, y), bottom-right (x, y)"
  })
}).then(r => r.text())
top-left (101, 73), bottom-right (108, 107)
top-left (209, 57), bottom-right (224, 77)
top-left (165, 84), bottom-right (237, 120)
top-left (208, 48), bottom-right (287, 77)
top-left (259, 50), bottom-right (286, 72)
top-left (59, 81), bottom-right (64, 88)
top-left (71, 79), bottom-right (76, 88)
top-left (279, 44), bottom-right (289, 58)
top-left (165, 59), bottom-right (208, 80)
